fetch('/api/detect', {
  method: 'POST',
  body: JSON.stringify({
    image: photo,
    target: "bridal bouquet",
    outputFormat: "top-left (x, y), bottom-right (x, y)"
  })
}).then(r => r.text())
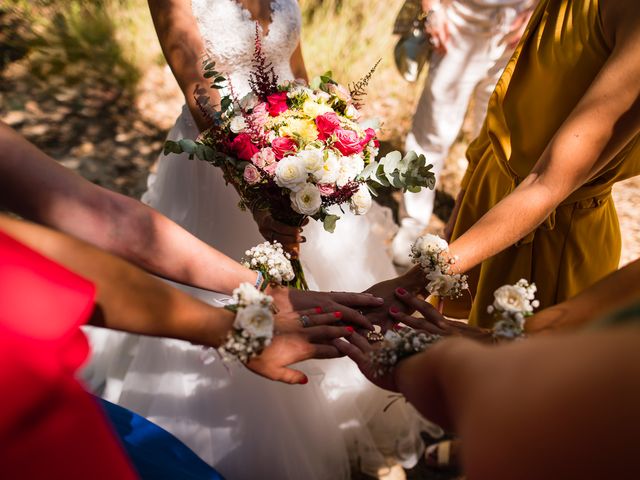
top-left (165, 32), bottom-right (435, 288)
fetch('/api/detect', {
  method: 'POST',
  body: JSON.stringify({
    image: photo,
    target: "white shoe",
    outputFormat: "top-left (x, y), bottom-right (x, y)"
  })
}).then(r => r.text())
top-left (391, 220), bottom-right (425, 267)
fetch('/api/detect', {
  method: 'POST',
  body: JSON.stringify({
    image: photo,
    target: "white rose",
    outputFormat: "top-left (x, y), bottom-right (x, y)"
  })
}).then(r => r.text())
top-left (336, 155), bottom-right (358, 187)
top-left (298, 148), bottom-right (325, 175)
top-left (275, 156), bottom-right (307, 192)
top-left (290, 183), bottom-right (322, 215)
top-left (350, 185), bottom-right (372, 215)
top-left (234, 304), bottom-right (274, 339)
top-left (316, 150), bottom-right (340, 184)
top-left (239, 92), bottom-right (259, 110)
top-left (229, 115), bottom-right (247, 133)
top-left (492, 285), bottom-right (528, 314)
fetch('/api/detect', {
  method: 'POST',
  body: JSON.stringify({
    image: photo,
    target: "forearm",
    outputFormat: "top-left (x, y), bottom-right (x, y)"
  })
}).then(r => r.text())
top-left (0, 122), bottom-right (255, 294)
top-left (526, 258), bottom-right (640, 334)
top-left (447, 176), bottom-right (557, 272)
top-left (290, 43), bottom-right (309, 83)
top-left (0, 214), bottom-right (234, 347)
top-left (148, 0), bottom-right (216, 131)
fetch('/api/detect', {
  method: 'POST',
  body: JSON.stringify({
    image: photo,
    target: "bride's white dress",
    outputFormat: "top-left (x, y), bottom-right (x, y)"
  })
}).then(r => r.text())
top-left (83, 0), bottom-right (436, 478)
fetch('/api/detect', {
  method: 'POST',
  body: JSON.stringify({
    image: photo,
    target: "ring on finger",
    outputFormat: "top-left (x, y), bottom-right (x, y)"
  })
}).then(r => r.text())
top-left (299, 314), bottom-right (312, 328)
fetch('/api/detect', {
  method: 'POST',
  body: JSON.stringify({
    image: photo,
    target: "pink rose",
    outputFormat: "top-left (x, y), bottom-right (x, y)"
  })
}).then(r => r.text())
top-left (251, 147), bottom-right (276, 168)
top-left (263, 162), bottom-right (278, 176)
top-left (243, 164), bottom-right (261, 185)
top-left (271, 136), bottom-right (298, 160)
top-left (266, 92), bottom-right (289, 117)
top-left (360, 128), bottom-right (377, 148)
top-left (230, 133), bottom-right (259, 161)
top-left (317, 184), bottom-right (337, 197)
top-left (333, 129), bottom-right (365, 156)
top-left (315, 112), bottom-right (341, 141)
top-left (327, 83), bottom-right (352, 103)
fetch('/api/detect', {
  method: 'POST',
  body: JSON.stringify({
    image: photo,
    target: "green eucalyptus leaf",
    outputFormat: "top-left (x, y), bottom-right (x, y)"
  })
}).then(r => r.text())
top-left (323, 214), bottom-right (340, 233)
top-left (178, 139), bottom-right (198, 154)
top-left (220, 97), bottom-right (232, 111)
top-left (163, 140), bottom-right (184, 155)
top-left (381, 150), bottom-right (402, 176)
top-left (203, 70), bottom-right (217, 78)
top-left (359, 161), bottom-right (378, 180)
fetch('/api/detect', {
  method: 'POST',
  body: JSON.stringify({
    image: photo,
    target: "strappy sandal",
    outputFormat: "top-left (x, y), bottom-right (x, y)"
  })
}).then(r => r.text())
top-left (424, 439), bottom-right (459, 471)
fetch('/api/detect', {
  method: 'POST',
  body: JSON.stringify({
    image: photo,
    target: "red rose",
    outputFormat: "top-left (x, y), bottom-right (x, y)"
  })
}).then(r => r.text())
top-left (230, 133), bottom-right (259, 161)
top-left (266, 92), bottom-right (289, 117)
top-left (333, 129), bottom-right (365, 156)
top-left (315, 112), bottom-right (341, 141)
top-left (271, 136), bottom-right (298, 159)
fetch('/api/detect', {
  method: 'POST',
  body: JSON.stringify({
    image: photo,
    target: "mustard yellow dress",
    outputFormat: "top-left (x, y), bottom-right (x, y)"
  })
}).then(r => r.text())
top-left (448, 0), bottom-right (640, 327)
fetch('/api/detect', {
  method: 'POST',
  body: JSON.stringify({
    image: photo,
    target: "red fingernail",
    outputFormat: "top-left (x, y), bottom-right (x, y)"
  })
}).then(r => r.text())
top-left (346, 326), bottom-right (354, 333)
top-left (396, 288), bottom-right (407, 295)
top-left (299, 376), bottom-right (308, 385)
top-left (394, 323), bottom-right (401, 330)
top-left (334, 311), bottom-right (343, 319)
top-left (389, 307), bottom-right (399, 314)
top-left (315, 306), bottom-right (323, 314)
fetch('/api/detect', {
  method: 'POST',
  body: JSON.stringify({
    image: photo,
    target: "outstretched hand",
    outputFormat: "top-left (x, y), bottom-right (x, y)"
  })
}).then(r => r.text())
top-left (247, 312), bottom-right (354, 384)
top-left (267, 285), bottom-right (384, 331)
top-left (391, 290), bottom-right (493, 343)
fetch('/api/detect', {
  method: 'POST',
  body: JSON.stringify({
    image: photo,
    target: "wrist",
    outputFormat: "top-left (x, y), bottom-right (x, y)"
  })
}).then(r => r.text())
top-left (400, 266), bottom-right (428, 295)
top-left (199, 307), bottom-right (235, 348)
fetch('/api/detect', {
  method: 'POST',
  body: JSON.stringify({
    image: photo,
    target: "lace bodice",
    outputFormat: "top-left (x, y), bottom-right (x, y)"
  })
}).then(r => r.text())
top-left (191, 0), bottom-right (302, 96)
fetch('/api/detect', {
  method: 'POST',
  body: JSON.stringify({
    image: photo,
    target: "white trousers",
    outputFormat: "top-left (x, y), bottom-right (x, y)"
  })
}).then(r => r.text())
top-left (403, 0), bottom-right (527, 227)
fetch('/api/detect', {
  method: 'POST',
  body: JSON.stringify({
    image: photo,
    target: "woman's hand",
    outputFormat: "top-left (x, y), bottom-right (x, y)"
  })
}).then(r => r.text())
top-left (391, 290), bottom-right (494, 343)
top-left (252, 210), bottom-right (305, 258)
top-left (246, 321), bottom-right (354, 384)
top-left (332, 332), bottom-right (400, 392)
top-left (363, 267), bottom-right (426, 332)
top-left (266, 285), bottom-right (384, 331)
top-left (423, 1), bottom-right (449, 55)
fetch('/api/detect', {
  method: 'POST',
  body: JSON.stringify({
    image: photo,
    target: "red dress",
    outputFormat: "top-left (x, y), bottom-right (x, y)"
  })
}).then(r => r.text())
top-left (0, 229), bottom-right (137, 479)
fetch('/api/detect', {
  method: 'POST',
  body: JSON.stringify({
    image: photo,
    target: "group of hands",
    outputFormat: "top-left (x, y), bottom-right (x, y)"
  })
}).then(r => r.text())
top-left (246, 269), bottom-right (490, 388)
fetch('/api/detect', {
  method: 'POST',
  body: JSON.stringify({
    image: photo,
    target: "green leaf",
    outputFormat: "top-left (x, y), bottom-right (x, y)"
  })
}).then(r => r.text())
top-left (178, 139), bottom-right (198, 154)
top-left (203, 70), bottom-right (217, 78)
top-left (381, 150), bottom-right (402, 176)
top-left (220, 97), bottom-right (232, 111)
top-left (163, 140), bottom-right (184, 155)
top-left (359, 161), bottom-right (378, 180)
top-left (323, 214), bottom-right (340, 233)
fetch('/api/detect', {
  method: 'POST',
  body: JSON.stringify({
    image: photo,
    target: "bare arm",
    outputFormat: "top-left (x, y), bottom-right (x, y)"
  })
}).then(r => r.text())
top-left (0, 214), bottom-right (234, 346)
top-left (448, 4), bottom-right (640, 273)
top-left (148, 0), bottom-right (216, 131)
top-left (290, 42), bottom-right (308, 83)
top-left (0, 121), bottom-right (258, 294)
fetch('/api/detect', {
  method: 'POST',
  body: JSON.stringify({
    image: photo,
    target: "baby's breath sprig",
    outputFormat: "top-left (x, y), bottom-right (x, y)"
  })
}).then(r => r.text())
top-left (370, 328), bottom-right (441, 377)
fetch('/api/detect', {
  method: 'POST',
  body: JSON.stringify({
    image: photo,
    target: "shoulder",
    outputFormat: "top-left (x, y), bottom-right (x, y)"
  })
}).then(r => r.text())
top-left (600, 0), bottom-right (640, 49)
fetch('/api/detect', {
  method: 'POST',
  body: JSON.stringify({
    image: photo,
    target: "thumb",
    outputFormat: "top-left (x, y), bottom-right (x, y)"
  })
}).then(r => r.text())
top-left (273, 366), bottom-right (309, 385)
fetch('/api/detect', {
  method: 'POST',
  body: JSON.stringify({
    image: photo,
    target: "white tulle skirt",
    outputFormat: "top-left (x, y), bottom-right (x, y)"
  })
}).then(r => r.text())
top-left (83, 106), bottom-right (436, 479)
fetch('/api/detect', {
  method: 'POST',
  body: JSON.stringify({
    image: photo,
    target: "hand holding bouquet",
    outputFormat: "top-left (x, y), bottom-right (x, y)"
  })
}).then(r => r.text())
top-left (165, 32), bottom-right (436, 288)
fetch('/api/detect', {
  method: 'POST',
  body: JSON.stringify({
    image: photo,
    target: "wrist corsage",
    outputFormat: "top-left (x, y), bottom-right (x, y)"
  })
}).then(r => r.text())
top-left (242, 241), bottom-right (295, 290)
top-left (489, 279), bottom-right (539, 340)
top-left (410, 234), bottom-right (468, 299)
top-left (370, 328), bottom-right (441, 377)
top-left (218, 283), bottom-right (275, 364)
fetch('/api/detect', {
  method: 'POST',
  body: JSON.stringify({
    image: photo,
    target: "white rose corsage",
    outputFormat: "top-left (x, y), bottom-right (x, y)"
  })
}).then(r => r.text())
top-left (489, 279), bottom-right (539, 340)
top-left (242, 241), bottom-right (295, 290)
top-left (370, 328), bottom-right (441, 377)
top-left (217, 282), bottom-right (275, 364)
top-left (410, 234), bottom-right (469, 300)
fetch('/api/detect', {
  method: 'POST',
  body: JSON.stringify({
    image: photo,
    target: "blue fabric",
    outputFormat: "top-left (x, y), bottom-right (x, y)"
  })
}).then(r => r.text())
top-left (98, 398), bottom-right (225, 480)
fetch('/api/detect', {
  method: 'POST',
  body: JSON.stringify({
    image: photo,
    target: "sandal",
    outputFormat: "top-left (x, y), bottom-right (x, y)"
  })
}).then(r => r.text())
top-left (424, 439), bottom-right (460, 471)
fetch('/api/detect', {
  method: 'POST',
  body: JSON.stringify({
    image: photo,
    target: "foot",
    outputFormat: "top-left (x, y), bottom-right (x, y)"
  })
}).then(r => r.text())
top-left (391, 221), bottom-right (425, 267)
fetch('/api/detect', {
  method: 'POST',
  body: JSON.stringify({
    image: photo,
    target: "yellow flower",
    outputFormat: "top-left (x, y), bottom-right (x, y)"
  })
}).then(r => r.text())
top-left (279, 118), bottom-right (318, 144)
top-left (302, 100), bottom-right (333, 118)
